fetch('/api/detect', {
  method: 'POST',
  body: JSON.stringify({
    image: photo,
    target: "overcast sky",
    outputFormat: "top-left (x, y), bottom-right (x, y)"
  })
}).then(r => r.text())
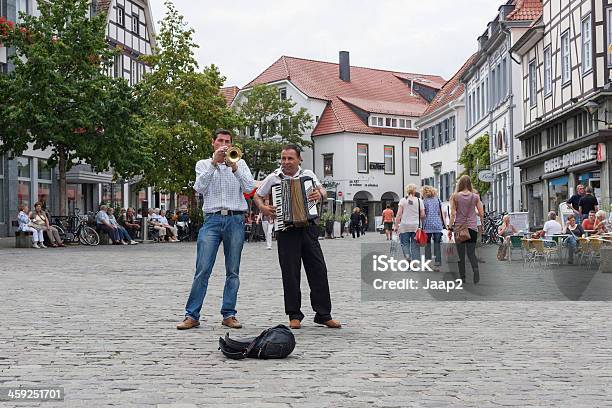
top-left (147, 0), bottom-right (498, 88)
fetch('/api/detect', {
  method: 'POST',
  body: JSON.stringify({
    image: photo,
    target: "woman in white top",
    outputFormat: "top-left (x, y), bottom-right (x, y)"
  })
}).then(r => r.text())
top-left (18, 204), bottom-right (45, 248)
top-left (31, 201), bottom-right (64, 247)
top-left (394, 184), bottom-right (424, 261)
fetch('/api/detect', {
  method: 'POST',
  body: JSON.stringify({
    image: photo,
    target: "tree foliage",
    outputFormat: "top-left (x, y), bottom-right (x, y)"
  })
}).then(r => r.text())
top-left (0, 0), bottom-right (151, 215)
top-left (136, 0), bottom-right (239, 193)
top-left (234, 84), bottom-right (313, 179)
top-left (458, 134), bottom-right (491, 196)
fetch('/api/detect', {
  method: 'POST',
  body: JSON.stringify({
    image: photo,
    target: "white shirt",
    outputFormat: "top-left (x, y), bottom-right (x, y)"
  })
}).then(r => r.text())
top-left (194, 158), bottom-right (255, 213)
top-left (397, 196), bottom-right (423, 233)
top-left (256, 166), bottom-right (322, 197)
top-left (543, 220), bottom-right (563, 237)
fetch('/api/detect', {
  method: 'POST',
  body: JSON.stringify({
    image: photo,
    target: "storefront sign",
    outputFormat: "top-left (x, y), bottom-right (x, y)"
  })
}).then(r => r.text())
top-left (369, 162), bottom-right (385, 170)
top-left (597, 143), bottom-right (606, 162)
top-left (544, 145), bottom-right (597, 173)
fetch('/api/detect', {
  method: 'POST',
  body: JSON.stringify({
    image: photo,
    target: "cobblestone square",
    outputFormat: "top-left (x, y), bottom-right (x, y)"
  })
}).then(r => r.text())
top-left (1, 234), bottom-right (611, 407)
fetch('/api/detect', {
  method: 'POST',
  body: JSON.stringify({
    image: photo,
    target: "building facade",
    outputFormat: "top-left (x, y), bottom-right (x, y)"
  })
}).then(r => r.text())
top-left (512, 0), bottom-right (611, 229)
top-left (0, 0), bottom-right (157, 237)
top-left (461, 0), bottom-right (542, 214)
top-left (416, 54), bottom-right (477, 209)
top-left (232, 52), bottom-right (445, 229)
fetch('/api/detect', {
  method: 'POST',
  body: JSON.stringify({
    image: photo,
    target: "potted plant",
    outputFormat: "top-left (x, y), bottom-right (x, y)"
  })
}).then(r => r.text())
top-left (320, 211), bottom-right (335, 238)
top-left (336, 212), bottom-right (350, 237)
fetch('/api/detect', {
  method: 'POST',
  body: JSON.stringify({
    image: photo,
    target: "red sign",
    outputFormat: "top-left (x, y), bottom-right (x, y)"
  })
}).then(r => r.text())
top-left (338, 191), bottom-right (343, 197)
top-left (597, 143), bottom-right (606, 162)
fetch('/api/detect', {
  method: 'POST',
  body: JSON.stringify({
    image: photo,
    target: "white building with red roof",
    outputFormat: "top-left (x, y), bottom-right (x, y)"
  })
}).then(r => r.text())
top-left (416, 53), bottom-right (478, 208)
top-left (233, 52), bottom-right (445, 227)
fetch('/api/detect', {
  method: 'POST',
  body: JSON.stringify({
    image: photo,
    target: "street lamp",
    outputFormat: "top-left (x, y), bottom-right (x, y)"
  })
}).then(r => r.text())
top-left (582, 100), bottom-right (611, 128)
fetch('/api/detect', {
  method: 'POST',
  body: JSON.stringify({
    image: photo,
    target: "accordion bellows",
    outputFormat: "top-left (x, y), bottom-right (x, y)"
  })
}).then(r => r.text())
top-left (272, 177), bottom-right (319, 231)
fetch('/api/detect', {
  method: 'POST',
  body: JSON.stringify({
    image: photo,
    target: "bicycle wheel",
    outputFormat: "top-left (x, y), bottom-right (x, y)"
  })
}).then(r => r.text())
top-left (79, 226), bottom-right (100, 246)
top-left (53, 224), bottom-right (67, 244)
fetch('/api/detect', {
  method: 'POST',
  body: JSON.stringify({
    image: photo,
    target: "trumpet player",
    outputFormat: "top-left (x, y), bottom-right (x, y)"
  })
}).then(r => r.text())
top-left (177, 129), bottom-right (255, 330)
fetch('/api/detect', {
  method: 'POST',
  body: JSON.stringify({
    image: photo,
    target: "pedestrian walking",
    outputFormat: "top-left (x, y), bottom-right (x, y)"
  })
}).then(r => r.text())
top-left (350, 207), bottom-right (361, 238)
top-left (394, 184), bottom-right (424, 261)
top-left (448, 175), bottom-right (484, 284)
top-left (421, 185), bottom-right (445, 268)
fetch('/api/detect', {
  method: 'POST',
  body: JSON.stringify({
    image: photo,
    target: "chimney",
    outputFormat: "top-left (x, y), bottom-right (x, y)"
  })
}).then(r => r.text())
top-left (339, 51), bottom-right (350, 82)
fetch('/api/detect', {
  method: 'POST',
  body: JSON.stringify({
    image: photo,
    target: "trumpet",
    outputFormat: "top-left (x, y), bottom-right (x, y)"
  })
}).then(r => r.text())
top-left (225, 146), bottom-right (242, 163)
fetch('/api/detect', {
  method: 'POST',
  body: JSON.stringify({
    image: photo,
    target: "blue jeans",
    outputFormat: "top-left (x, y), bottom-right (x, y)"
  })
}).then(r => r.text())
top-left (565, 235), bottom-right (578, 261)
top-left (117, 226), bottom-right (132, 241)
top-left (399, 232), bottom-right (420, 260)
top-left (185, 214), bottom-right (245, 320)
top-left (425, 232), bottom-right (443, 264)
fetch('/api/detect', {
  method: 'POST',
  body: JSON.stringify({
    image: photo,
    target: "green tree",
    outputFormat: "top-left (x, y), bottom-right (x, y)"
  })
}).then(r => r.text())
top-left (0, 0), bottom-right (151, 216)
top-left (234, 84), bottom-right (313, 179)
top-left (137, 1), bottom-right (238, 194)
top-left (458, 134), bottom-right (491, 196)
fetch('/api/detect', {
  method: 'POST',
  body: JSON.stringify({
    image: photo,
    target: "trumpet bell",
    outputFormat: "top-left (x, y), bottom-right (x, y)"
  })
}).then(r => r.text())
top-left (226, 146), bottom-right (242, 163)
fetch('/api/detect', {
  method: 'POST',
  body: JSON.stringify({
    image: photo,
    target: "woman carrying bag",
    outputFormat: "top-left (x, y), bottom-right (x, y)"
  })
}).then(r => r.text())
top-left (448, 175), bottom-right (484, 284)
top-left (421, 185), bottom-right (445, 269)
top-left (394, 184), bottom-right (424, 261)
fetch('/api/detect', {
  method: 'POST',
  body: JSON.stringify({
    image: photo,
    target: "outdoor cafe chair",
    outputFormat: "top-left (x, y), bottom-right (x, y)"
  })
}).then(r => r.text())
top-left (508, 235), bottom-right (523, 263)
top-left (577, 237), bottom-right (591, 265)
top-left (530, 239), bottom-right (559, 267)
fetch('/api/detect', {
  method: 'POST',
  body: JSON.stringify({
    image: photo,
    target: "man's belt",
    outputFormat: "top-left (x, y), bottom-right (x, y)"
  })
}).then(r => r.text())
top-left (207, 210), bottom-right (245, 216)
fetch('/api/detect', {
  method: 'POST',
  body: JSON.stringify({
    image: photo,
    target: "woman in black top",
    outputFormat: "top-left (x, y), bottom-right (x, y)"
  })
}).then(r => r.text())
top-left (350, 208), bottom-right (361, 238)
top-left (563, 214), bottom-right (584, 264)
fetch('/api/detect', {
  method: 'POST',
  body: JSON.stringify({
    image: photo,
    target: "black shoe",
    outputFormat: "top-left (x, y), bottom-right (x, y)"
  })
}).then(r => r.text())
top-left (478, 258), bottom-right (486, 263)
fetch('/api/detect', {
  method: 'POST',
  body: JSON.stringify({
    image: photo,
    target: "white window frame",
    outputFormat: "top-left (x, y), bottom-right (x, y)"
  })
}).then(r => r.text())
top-left (357, 143), bottom-right (369, 174)
top-left (116, 5), bottom-right (125, 27)
top-left (409, 147), bottom-right (419, 176)
top-left (582, 15), bottom-right (592, 74)
top-left (607, 8), bottom-right (612, 66)
top-left (528, 59), bottom-right (537, 107)
top-left (383, 145), bottom-right (394, 175)
top-left (561, 30), bottom-right (571, 84)
top-left (543, 46), bottom-right (552, 95)
top-left (279, 87), bottom-right (287, 100)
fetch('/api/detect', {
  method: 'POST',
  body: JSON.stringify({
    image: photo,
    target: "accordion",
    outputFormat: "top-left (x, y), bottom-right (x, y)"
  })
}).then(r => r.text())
top-left (271, 176), bottom-right (319, 231)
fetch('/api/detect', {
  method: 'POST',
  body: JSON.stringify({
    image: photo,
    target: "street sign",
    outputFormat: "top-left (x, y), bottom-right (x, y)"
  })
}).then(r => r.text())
top-left (338, 191), bottom-right (343, 197)
top-left (478, 170), bottom-right (495, 183)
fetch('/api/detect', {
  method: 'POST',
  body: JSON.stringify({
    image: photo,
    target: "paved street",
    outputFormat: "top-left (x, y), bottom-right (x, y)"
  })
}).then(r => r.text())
top-left (1, 233), bottom-right (611, 407)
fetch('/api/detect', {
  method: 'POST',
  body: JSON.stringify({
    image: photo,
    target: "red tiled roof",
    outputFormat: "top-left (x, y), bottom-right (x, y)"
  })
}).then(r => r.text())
top-left (244, 55), bottom-right (444, 137)
top-left (96, 0), bottom-right (112, 14)
top-left (507, 0), bottom-right (543, 21)
top-left (220, 86), bottom-right (240, 106)
top-left (339, 96), bottom-right (427, 117)
top-left (422, 53), bottom-right (478, 117)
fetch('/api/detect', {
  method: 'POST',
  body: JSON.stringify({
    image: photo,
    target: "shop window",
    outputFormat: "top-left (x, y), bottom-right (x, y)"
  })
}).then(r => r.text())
top-left (548, 176), bottom-right (569, 215)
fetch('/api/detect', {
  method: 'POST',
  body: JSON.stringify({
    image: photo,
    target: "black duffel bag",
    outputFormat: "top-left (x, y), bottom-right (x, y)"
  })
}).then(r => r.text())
top-left (218, 324), bottom-right (296, 360)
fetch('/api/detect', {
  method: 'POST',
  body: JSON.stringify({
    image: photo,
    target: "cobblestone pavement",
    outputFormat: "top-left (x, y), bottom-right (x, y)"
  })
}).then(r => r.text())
top-left (1, 232), bottom-right (611, 407)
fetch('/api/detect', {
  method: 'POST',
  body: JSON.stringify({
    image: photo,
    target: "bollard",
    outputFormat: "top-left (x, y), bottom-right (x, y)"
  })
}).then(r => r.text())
top-left (139, 217), bottom-right (153, 243)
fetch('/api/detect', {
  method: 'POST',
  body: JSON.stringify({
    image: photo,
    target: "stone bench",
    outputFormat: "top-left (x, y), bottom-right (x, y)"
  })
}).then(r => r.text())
top-left (15, 231), bottom-right (33, 248)
top-left (599, 247), bottom-right (612, 273)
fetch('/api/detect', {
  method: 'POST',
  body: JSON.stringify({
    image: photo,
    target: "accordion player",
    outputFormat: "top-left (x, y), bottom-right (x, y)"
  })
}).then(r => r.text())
top-left (271, 176), bottom-right (319, 231)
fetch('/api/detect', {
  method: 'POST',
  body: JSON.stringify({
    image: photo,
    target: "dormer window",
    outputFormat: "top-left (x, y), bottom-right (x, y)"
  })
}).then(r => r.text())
top-left (369, 115), bottom-right (413, 129)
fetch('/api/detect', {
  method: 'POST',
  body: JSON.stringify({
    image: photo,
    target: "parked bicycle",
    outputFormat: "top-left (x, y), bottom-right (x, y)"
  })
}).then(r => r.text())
top-left (481, 211), bottom-right (505, 245)
top-left (51, 208), bottom-right (100, 246)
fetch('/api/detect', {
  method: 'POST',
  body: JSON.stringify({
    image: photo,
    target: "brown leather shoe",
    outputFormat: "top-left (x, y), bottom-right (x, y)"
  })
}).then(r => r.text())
top-left (222, 316), bottom-right (242, 329)
top-left (176, 317), bottom-right (200, 330)
top-left (289, 319), bottom-right (301, 329)
top-left (318, 319), bottom-right (342, 328)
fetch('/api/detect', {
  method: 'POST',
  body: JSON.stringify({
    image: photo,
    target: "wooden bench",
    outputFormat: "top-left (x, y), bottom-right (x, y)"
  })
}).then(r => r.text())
top-left (15, 231), bottom-right (33, 248)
